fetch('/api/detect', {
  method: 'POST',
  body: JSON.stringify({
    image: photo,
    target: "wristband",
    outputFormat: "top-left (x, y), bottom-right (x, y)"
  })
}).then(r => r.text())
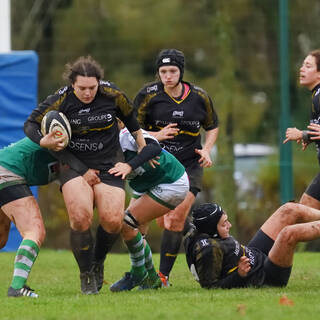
top-left (302, 130), bottom-right (310, 143)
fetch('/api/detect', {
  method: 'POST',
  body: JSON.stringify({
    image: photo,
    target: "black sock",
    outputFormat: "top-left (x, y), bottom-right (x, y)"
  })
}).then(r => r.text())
top-left (93, 225), bottom-right (119, 263)
top-left (70, 228), bottom-right (94, 273)
top-left (159, 229), bottom-right (183, 277)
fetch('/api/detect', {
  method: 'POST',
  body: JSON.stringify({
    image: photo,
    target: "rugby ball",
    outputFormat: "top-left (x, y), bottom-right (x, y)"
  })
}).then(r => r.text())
top-left (41, 110), bottom-right (72, 148)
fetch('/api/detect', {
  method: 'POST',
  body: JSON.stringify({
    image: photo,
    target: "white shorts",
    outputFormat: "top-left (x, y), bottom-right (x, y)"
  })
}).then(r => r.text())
top-left (0, 165), bottom-right (26, 190)
top-left (132, 172), bottom-right (189, 209)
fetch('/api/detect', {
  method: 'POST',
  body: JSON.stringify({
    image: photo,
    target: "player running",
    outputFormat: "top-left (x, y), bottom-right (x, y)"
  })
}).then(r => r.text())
top-left (24, 56), bottom-right (146, 294)
top-left (105, 120), bottom-right (189, 291)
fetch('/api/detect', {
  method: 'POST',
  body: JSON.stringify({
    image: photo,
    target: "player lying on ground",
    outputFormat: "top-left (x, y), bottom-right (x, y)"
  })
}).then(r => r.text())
top-left (184, 201), bottom-right (320, 288)
top-left (96, 119), bottom-right (189, 291)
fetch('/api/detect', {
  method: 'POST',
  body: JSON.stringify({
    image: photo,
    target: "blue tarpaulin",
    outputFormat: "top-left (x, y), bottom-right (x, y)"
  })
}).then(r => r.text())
top-left (0, 51), bottom-right (38, 252)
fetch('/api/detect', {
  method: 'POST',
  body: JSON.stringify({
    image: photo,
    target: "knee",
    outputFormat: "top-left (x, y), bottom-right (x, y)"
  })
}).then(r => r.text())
top-left (277, 202), bottom-right (299, 224)
top-left (277, 226), bottom-right (298, 247)
top-left (70, 211), bottom-right (93, 231)
top-left (100, 213), bottom-right (123, 233)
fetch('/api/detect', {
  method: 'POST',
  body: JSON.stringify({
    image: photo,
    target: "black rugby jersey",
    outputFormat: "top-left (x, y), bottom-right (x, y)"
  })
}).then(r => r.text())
top-left (184, 230), bottom-right (266, 289)
top-left (134, 81), bottom-right (218, 167)
top-left (309, 84), bottom-right (320, 160)
top-left (24, 81), bottom-right (140, 172)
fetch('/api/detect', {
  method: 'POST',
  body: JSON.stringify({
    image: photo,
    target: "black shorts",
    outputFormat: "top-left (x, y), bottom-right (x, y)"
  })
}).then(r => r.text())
top-left (59, 167), bottom-right (125, 189)
top-left (0, 184), bottom-right (33, 207)
top-left (263, 258), bottom-right (291, 287)
top-left (184, 161), bottom-right (203, 196)
top-left (305, 173), bottom-right (320, 201)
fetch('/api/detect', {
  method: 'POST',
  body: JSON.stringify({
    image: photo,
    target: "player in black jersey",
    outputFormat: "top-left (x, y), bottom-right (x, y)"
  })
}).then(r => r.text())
top-left (184, 201), bottom-right (320, 289)
top-left (24, 56), bottom-right (146, 295)
top-left (134, 49), bottom-right (219, 285)
top-left (284, 50), bottom-right (320, 209)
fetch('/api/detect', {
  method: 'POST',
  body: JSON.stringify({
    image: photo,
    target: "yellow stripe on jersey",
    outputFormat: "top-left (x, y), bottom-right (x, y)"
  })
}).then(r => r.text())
top-left (150, 125), bottom-right (200, 137)
top-left (74, 121), bottom-right (115, 134)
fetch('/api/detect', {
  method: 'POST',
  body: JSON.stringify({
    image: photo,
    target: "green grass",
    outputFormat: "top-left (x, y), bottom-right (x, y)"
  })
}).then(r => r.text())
top-left (1, 250), bottom-right (320, 320)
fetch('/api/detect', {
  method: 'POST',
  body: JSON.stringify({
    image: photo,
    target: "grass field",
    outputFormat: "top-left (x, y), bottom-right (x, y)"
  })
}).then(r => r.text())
top-left (1, 250), bottom-right (320, 320)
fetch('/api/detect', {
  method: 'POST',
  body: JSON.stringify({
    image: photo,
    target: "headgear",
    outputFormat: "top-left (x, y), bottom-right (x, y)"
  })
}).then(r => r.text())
top-left (192, 203), bottom-right (224, 237)
top-left (156, 49), bottom-right (185, 81)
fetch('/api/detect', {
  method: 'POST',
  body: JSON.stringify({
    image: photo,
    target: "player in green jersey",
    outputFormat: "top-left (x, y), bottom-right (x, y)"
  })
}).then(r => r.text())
top-left (0, 134), bottom-right (60, 298)
top-left (95, 120), bottom-right (189, 291)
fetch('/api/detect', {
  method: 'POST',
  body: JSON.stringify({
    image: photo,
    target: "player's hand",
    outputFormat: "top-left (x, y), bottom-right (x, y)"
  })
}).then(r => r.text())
top-left (40, 131), bottom-right (66, 151)
top-left (195, 148), bottom-right (213, 168)
top-left (301, 141), bottom-right (310, 151)
top-left (108, 162), bottom-right (132, 179)
top-left (237, 256), bottom-right (251, 277)
top-left (155, 123), bottom-right (179, 141)
top-left (148, 156), bottom-right (160, 169)
top-left (307, 123), bottom-right (320, 140)
top-left (283, 127), bottom-right (302, 144)
top-left (83, 169), bottom-right (100, 186)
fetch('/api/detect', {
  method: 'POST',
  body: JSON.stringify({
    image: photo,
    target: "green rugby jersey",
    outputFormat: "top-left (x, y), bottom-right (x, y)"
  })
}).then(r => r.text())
top-left (119, 128), bottom-right (185, 193)
top-left (0, 137), bottom-right (59, 186)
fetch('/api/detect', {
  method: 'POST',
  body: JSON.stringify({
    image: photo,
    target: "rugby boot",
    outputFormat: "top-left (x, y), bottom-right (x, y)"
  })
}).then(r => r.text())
top-left (80, 270), bottom-right (98, 295)
top-left (110, 271), bottom-right (148, 292)
top-left (8, 285), bottom-right (38, 298)
top-left (92, 261), bottom-right (104, 291)
top-left (158, 271), bottom-right (171, 288)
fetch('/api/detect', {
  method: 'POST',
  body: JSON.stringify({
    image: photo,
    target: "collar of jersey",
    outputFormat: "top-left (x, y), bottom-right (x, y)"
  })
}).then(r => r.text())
top-left (164, 83), bottom-right (191, 104)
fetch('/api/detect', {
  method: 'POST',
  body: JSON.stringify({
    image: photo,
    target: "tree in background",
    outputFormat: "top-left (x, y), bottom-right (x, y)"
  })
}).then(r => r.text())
top-left (10, 0), bottom-right (320, 247)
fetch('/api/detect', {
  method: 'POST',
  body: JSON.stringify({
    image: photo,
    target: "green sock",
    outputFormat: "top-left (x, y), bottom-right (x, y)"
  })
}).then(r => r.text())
top-left (11, 239), bottom-right (39, 289)
top-left (125, 232), bottom-right (146, 280)
top-left (144, 241), bottom-right (158, 281)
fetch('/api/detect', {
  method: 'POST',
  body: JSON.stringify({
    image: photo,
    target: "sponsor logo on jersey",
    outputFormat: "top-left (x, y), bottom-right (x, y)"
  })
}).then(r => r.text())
top-left (127, 166), bottom-right (145, 179)
top-left (246, 248), bottom-right (255, 266)
top-left (78, 108), bottom-right (91, 114)
top-left (88, 114), bottom-right (112, 122)
top-left (160, 143), bottom-right (183, 154)
top-left (100, 80), bottom-right (111, 86)
top-left (181, 120), bottom-right (200, 127)
top-left (200, 239), bottom-right (209, 247)
top-left (70, 118), bottom-right (81, 125)
top-left (234, 240), bottom-right (240, 256)
top-left (58, 86), bottom-right (68, 95)
top-left (147, 84), bottom-right (158, 93)
top-left (69, 141), bottom-right (104, 152)
top-left (153, 185), bottom-right (163, 193)
top-left (172, 110), bottom-right (184, 118)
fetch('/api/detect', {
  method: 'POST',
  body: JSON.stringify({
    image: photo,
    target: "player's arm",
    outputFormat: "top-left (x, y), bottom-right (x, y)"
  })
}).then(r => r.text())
top-left (130, 129), bottom-right (146, 152)
top-left (195, 127), bottom-right (219, 168)
top-left (210, 269), bottom-right (248, 289)
top-left (127, 138), bottom-right (161, 169)
top-left (108, 139), bottom-right (161, 179)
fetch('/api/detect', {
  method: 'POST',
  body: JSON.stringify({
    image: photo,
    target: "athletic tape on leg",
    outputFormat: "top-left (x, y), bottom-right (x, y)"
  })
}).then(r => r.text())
top-left (124, 211), bottom-right (140, 229)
